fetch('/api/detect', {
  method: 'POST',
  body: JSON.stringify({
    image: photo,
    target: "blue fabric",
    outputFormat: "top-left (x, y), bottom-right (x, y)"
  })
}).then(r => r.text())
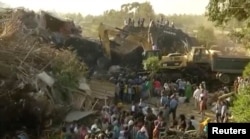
top-left (169, 99), bottom-right (178, 109)
top-left (160, 96), bottom-right (169, 106)
top-left (136, 132), bottom-right (148, 139)
top-left (113, 125), bottom-right (120, 138)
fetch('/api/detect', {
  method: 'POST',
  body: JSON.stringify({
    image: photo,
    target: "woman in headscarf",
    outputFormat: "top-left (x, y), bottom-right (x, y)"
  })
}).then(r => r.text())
top-left (185, 81), bottom-right (192, 103)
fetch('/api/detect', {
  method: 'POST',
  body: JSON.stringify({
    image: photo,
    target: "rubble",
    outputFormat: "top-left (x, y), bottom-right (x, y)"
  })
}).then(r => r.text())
top-left (0, 8), bottom-right (114, 137)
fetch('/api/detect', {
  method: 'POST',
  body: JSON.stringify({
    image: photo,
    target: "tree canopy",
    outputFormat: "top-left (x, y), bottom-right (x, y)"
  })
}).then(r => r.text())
top-left (206, 0), bottom-right (250, 25)
top-left (206, 0), bottom-right (250, 46)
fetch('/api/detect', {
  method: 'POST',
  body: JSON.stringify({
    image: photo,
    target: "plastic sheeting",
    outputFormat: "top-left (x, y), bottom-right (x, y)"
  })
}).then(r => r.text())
top-left (64, 111), bottom-right (95, 122)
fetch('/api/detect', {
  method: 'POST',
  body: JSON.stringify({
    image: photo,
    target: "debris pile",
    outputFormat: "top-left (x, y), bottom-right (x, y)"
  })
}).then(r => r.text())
top-left (0, 8), bottom-right (114, 137)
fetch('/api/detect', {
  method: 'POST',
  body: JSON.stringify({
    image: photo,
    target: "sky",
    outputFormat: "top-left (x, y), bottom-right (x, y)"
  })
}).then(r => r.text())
top-left (1, 0), bottom-right (209, 15)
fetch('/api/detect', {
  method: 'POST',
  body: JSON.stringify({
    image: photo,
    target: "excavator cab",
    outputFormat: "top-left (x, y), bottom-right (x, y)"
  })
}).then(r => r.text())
top-left (187, 47), bottom-right (221, 64)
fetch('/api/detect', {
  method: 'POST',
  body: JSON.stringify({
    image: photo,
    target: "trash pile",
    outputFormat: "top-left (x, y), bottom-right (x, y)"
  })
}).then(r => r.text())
top-left (0, 8), bottom-right (107, 137)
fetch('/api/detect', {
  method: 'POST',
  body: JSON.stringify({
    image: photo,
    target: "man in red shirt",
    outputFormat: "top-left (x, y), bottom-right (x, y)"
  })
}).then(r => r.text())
top-left (153, 79), bottom-right (161, 96)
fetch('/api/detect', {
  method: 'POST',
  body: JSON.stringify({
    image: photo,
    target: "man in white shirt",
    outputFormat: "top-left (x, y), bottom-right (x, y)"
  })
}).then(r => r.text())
top-left (164, 81), bottom-right (170, 92)
top-left (193, 86), bottom-right (201, 109)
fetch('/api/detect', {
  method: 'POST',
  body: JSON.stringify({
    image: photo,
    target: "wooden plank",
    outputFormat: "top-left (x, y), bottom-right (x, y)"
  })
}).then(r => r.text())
top-left (92, 91), bottom-right (114, 97)
top-left (91, 89), bottom-right (114, 96)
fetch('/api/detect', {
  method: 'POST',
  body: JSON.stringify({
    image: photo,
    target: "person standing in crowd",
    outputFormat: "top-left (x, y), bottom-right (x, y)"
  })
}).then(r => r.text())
top-left (123, 82), bottom-right (128, 102)
top-left (115, 81), bottom-right (120, 102)
top-left (199, 96), bottom-right (206, 120)
top-left (141, 18), bottom-right (145, 27)
top-left (193, 85), bottom-right (201, 109)
top-left (221, 101), bottom-right (228, 123)
top-left (215, 99), bottom-right (222, 123)
top-left (176, 78), bottom-right (186, 97)
top-left (163, 80), bottom-right (170, 93)
top-left (124, 19), bottom-right (128, 26)
top-left (199, 85), bottom-right (208, 110)
top-left (169, 95), bottom-right (178, 121)
top-left (160, 92), bottom-right (169, 107)
top-left (144, 78), bottom-right (151, 98)
top-left (185, 81), bottom-right (192, 103)
top-left (234, 78), bottom-right (239, 93)
top-left (119, 81), bottom-right (125, 101)
top-left (128, 18), bottom-right (132, 26)
top-left (153, 79), bottom-right (161, 96)
top-left (160, 16), bottom-right (164, 25)
top-left (127, 84), bottom-right (133, 103)
top-left (137, 18), bottom-right (141, 27)
top-left (171, 21), bottom-right (175, 28)
top-left (131, 19), bottom-right (135, 26)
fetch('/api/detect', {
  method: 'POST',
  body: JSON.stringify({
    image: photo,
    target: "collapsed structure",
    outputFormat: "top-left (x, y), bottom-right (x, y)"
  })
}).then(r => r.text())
top-left (0, 8), bottom-right (114, 137)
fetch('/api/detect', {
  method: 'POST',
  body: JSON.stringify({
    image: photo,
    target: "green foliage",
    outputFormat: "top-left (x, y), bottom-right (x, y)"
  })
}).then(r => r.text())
top-left (243, 63), bottom-right (250, 78)
top-left (231, 86), bottom-right (250, 122)
top-left (206, 0), bottom-right (250, 25)
top-left (206, 0), bottom-right (250, 43)
top-left (143, 57), bottom-right (160, 71)
top-left (51, 50), bottom-right (87, 90)
top-left (196, 25), bottom-right (216, 47)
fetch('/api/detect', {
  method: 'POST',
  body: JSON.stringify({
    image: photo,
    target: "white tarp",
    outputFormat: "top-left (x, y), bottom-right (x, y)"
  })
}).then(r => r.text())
top-left (79, 78), bottom-right (91, 93)
top-left (37, 71), bottom-right (55, 87)
top-left (64, 111), bottom-right (95, 122)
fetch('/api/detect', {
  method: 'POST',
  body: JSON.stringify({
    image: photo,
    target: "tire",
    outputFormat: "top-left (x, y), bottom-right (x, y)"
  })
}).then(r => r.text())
top-left (218, 73), bottom-right (231, 84)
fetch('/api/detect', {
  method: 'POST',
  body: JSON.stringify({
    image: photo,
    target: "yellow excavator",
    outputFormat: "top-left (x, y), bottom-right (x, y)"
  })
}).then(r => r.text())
top-left (98, 22), bottom-right (188, 71)
top-left (98, 22), bottom-right (159, 61)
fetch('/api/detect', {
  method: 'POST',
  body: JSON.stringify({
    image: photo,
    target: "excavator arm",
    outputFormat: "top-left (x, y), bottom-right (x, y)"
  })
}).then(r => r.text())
top-left (98, 23), bottom-right (119, 59)
top-left (98, 23), bottom-right (152, 59)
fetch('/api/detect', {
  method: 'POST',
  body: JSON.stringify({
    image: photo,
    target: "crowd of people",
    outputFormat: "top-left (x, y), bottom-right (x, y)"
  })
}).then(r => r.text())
top-left (60, 74), bottom-right (223, 139)
top-left (11, 74), bottom-right (237, 139)
top-left (60, 101), bottom-right (201, 139)
top-left (124, 17), bottom-right (175, 28)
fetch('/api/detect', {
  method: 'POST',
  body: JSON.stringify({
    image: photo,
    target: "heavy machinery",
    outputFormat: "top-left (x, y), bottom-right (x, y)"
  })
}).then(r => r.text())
top-left (185, 46), bottom-right (250, 84)
top-left (98, 23), bottom-right (152, 58)
top-left (98, 22), bottom-right (250, 85)
top-left (98, 23), bottom-right (189, 72)
top-left (160, 52), bottom-right (187, 69)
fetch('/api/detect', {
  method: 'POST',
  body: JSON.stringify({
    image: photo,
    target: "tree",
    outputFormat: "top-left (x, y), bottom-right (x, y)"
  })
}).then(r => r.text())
top-left (206, 0), bottom-right (250, 25)
top-left (120, 2), bottom-right (155, 23)
top-left (231, 86), bottom-right (250, 122)
top-left (206, 0), bottom-right (250, 46)
top-left (143, 57), bottom-right (160, 73)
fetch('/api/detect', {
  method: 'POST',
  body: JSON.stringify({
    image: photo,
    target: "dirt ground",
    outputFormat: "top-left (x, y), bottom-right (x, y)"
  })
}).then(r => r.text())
top-left (146, 97), bottom-right (215, 121)
top-left (91, 79), bottom-right (216, 121)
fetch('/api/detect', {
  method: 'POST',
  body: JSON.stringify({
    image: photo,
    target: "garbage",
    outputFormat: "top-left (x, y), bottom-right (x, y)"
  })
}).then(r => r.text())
top-left (37, 71), bottom-right (55, 87)
top-left (64, 111), bottom-right (95, 122)
top-left (0, 8), bottom-right (112, 137)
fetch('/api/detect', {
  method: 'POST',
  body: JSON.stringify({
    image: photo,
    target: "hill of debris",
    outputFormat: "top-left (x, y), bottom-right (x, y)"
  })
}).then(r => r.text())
top-left (0, 8), bottom-right (115, 137)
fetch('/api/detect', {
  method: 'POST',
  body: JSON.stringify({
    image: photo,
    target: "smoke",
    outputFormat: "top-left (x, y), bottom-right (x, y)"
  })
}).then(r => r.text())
top-left (215, 35), bottom-right (249, 56)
